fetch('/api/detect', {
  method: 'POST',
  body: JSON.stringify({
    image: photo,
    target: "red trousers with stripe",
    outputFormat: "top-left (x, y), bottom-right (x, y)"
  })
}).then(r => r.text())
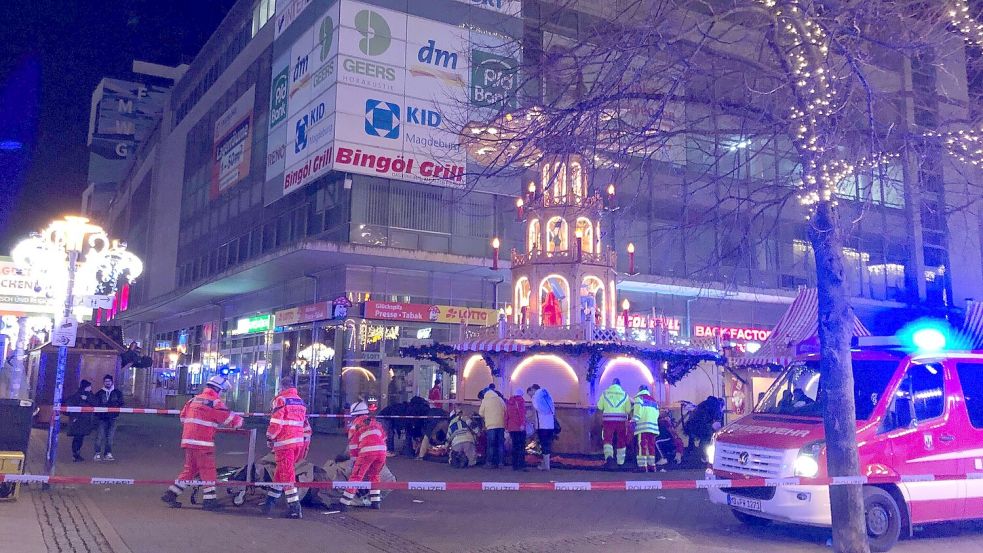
top-left (636, 432), bottom-right (657, 457)
top-left (346, 452), bottom-right (386, 495)
top-left (274, 444), bottom-right (304, 485)
top-left (177, 448), bottom-right (217, 482)
top-left (601, 420), bottom-right (630, 449)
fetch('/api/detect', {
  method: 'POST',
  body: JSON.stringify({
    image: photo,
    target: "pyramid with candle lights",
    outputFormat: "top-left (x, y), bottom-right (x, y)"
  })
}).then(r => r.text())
top-left (511, 153), bottom-right (619, 333)
top-left (399, 153), bottom-right (723, 456)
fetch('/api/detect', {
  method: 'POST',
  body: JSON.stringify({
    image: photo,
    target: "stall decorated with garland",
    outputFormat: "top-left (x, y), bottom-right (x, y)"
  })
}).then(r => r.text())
top-left (400, 154), bottom-right (723, 455)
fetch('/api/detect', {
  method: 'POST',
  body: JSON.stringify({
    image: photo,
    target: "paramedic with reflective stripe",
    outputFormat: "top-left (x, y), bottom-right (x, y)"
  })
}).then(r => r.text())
top-left (263, 377), bottom-right (308, 519)
top-left (340, 400), bottom-right (387, 510)
top-left (161, 375), bottom-right (243, 510)
top-left (632, 386), bottom-right (660, 472)
top-left (597, 379), bottom-right (632, 467)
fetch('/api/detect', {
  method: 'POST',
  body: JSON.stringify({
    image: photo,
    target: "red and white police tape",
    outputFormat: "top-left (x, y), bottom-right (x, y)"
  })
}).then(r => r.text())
top-left (4, 473), bottom-right (983, 490)
top-left (56, 406), bottom-right (443, 419)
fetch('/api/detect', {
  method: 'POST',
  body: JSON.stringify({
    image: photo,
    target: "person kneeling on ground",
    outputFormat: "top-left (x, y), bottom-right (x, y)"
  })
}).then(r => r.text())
top-left (447, 408), bottom-right (478, 468)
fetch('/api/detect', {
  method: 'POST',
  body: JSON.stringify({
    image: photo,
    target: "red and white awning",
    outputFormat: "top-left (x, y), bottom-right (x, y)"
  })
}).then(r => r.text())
top-left (731, 288), bottom-right (871, 367)
top-left (454, 339), bottom-right (529, 353)
top-left (963, 301), bottom-right (983, 349)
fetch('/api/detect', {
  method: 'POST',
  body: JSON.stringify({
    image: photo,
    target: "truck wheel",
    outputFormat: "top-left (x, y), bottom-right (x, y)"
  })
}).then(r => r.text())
top-left (864, 487), bottom-right (901, 552)
top-left (731, 509), bottom-right (772, 527)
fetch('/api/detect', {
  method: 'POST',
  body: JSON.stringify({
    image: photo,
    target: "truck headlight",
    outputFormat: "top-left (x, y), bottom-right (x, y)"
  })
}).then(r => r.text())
top-left (793, 440), bottom-right (825, 477)
top-left (793, 455), bottom-right (819, 477)
top-left (706, 440), bottom-right (716, 464)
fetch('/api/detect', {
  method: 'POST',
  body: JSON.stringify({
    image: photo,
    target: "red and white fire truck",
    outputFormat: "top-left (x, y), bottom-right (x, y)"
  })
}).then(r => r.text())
top-left (707, 339), bottom-right (983, 551)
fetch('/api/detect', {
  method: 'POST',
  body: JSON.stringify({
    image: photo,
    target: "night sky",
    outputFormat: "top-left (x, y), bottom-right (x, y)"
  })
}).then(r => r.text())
top-left (0, 0), bottom-right (237, 250)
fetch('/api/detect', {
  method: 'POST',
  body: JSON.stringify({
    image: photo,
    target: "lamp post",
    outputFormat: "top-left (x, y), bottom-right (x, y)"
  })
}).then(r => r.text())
top-left (12, 216), bottom-right (143, 476)
top-left (622, 298), bottom-right (631, 329)
top-left (575, 228), bottom-right (584, 261)
top-left (627, 242), bottom-right (636, 274)
top-left (515, 197), bottom-right (524, 221)
top-left (491, 237), bottom-right (501, 270)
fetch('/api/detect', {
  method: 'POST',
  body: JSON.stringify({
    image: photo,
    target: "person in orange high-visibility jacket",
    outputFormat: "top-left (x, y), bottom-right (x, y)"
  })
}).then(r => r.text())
top-left (340, 400), bottom-right (387, 511)
top-left (263, 376), bottom-right (308, 519)
top-left (597, 378), bottom-right (632, 468)
top-left (299, 417), bottom-right (313, 460)
top-left (161, 375), bottom-right (243, 510)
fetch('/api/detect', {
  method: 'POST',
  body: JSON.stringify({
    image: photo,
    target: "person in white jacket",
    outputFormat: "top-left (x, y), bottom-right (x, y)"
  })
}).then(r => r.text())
top-left (527, 384), bottom-right (555, 471)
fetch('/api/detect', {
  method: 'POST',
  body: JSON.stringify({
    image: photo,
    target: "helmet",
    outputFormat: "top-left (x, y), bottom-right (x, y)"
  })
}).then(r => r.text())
top-left (206, 375), bottom-right (229, 392)
top-left (349, 400), bottom-right (370, 417)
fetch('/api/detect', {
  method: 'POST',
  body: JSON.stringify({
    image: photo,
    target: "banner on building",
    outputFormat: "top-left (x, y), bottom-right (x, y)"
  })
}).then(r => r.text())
top-left (363, 300), bottom-right (498, 326)
top-left (268, 0), bottom-right (521, 198)
top-left (275, 302), bottom-right (331, 326)
top-left (0, 259), bottom-right (56, 316)
top-left (211, 86), bottom-right (256, 199)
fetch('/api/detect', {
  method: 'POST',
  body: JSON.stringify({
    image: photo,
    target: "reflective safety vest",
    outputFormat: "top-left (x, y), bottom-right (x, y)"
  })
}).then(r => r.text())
top-left (448, 414), bottom-right (475, 446)
top-left (180, 388), bottom-right (243, 449)
top-left (347, 415), bottom-right (387, 457)
top-left (597, 384), bottom-right (631, 421)
top-left (632, 392), bottom-right (660, 436)
top-left (267, 387), bottom-right (309, 450)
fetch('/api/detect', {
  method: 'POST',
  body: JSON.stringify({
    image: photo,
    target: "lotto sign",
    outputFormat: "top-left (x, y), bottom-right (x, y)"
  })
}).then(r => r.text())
top-left (211, 86), bottom-right (255, 199)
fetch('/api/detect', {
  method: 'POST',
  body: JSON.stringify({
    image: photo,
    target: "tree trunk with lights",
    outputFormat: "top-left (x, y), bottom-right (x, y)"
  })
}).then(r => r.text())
top-left (810, 201), bottom-right (869, 553)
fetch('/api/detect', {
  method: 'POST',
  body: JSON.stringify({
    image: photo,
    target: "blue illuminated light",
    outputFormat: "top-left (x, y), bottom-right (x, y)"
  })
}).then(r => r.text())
top-left (912, 328), bottom-right (946, 352)
top-left (0, 140), bottom-right (24, 151)
top-left (896, 318), bottom-right (958, 353)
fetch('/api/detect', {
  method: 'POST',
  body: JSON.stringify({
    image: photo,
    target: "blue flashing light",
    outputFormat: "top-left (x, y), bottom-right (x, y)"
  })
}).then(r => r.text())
top-left (0, 140), bottom-right (24, 151)
top-left (912, 327), bottom-right (946, 352)
top-left (897, 319), bottom-right (957, 353)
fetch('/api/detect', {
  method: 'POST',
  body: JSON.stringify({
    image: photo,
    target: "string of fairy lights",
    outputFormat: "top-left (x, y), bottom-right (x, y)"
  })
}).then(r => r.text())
top-left (758, 0), bottom-right (849, 208)
top-left (949, 0), bottom-right (983, 47)
top-left (760, 0), bottom-right (983, 206)
top-left (933, 0), bottom-right (983, 167)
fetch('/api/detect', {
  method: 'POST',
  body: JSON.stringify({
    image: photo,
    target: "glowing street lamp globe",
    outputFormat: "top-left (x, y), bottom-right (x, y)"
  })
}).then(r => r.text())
top-left (12, 216), bottom-right (143, 318)
top-left (10, 215), bottom-right (143, 477)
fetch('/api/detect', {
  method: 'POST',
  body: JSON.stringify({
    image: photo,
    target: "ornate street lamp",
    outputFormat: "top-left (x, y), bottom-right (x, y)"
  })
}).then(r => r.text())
top-left (12, 216), bottom-right (142, 475)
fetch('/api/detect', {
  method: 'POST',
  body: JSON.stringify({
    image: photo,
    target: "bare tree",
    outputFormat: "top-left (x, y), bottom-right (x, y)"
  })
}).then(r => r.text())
top-left (456, 0), bottom-right (983, 551)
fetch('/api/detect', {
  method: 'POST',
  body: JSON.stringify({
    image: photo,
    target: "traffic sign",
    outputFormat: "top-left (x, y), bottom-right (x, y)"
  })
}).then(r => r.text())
top-left (52, 317), bottom-right (78, 347)
top-left (77, 295), bottom-right (114, 309)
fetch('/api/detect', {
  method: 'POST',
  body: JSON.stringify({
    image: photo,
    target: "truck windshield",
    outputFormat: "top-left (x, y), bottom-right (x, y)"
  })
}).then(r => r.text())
top-left (754, 359), bottom-right (899, 420)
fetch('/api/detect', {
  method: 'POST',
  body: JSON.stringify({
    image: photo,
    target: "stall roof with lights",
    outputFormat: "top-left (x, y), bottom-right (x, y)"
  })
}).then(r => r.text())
top-left (730, 288), bottom-right (871, 367)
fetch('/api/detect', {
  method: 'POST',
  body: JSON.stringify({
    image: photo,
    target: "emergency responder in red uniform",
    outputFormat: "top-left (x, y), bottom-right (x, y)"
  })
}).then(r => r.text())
top-left (597, 378), bottom-right (632, 468)
top-left (161, 375), bottom-right (243, 510)
top-left (263, 376), bottom-right (309, 519)
top-left (340, 400), bottom-right (387, 511)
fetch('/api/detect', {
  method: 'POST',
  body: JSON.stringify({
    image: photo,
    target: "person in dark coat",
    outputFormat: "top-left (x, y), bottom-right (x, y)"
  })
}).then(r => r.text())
top-left (377, 400), bottom-right (407, 452)
top-left (684, 396), bottom-right (724, 459)
top-left (66, 380), bottom-right (96, 462)
top-left (94, 374), bottom-right (124, 461)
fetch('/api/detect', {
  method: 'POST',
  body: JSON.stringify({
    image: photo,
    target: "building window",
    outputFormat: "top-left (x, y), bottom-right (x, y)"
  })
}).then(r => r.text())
top-left (252, 0), bottom-right (276, 37)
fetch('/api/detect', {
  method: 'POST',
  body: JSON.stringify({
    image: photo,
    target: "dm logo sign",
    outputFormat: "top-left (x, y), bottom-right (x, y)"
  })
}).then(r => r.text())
top-left (364, 99), bottom-right (400, 140)
top-left (270, 67), bottom-right (289, 129)
top-left (471, 49), bottom-right (518, 108)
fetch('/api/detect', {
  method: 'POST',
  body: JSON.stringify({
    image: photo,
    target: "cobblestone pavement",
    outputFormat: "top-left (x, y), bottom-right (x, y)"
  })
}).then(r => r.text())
top-left (33, 488), bottom-right (116, 553)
